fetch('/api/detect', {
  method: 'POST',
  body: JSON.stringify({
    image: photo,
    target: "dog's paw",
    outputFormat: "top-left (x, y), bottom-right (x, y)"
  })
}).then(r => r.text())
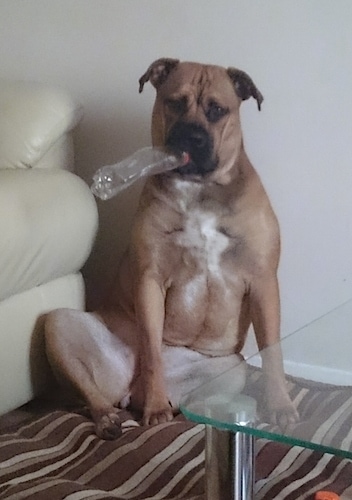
top-left (143, 401), bottom-right (173, 426)
top-left (94, 409), bottom-right (122, 440)
top-left (269, 403), bottom-right (299, 429)
top-left (264, 384), bottom-right (299, 429)
top-left (265, 391), bottom-right (299, 429)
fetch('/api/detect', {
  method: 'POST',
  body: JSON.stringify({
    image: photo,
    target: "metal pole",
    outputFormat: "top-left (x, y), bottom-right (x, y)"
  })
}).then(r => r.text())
top-left (205, 426), bottom-right (255, 500)
top-left (232, 430), bottom-right (255, 500)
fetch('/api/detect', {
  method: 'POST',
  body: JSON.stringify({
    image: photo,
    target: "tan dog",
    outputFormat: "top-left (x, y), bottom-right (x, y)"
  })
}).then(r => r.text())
top-left (44, 58), bottom-right (298, 439)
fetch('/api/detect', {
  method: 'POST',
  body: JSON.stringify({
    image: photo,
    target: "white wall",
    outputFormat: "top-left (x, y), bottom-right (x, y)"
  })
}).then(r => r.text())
top-left (1, 1), bottom-right (352, 350)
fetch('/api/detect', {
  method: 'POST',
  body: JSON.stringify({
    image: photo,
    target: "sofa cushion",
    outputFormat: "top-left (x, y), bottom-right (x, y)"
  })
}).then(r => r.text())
top-left (0, 274), bottom-right (87, 415)
top-left (0, 169), bottom-right (98, 302)
top-left (0, 80), bottom-right (83, 169)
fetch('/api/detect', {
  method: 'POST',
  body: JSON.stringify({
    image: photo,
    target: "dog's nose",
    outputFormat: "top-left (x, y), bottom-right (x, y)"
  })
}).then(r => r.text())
top-left (166, 122), bottom-right (210, 155)
top-left (166, 121), bottom-right (217, 177)
top-left (189, 129), bottom-right (207, 149)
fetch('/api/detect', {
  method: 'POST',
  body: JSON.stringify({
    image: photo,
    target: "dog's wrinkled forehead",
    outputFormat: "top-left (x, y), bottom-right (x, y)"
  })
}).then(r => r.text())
top-left (139, 58), bottom-right (263, 111)
top-left (159, 63), bottom-right (237, 104)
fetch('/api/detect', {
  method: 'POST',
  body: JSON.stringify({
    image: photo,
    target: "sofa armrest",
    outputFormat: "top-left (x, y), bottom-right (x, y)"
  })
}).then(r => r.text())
top-left (0, 169), bottom-right (98, 302)
top-left (0, 80), bottom-right (83, 170)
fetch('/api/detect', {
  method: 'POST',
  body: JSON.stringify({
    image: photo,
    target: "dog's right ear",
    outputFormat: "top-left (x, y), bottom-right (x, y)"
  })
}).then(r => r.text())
top-left (139, 58), bottom-right (180, 93)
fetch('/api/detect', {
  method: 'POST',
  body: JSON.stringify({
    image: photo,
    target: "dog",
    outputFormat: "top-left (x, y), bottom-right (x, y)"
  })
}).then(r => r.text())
top-left (44, 58), bottom-right (298, 439)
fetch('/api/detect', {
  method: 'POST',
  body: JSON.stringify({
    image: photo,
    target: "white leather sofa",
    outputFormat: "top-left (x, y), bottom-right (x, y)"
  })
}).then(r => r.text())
top-left (0, 80), bottom-right (98, 415)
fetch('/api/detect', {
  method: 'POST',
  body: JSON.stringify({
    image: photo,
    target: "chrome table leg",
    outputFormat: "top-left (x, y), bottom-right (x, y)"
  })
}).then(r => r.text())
top-left (232, 430), bottom-right (255, 499)
top-left (205, 426), bottom-right (255, 500)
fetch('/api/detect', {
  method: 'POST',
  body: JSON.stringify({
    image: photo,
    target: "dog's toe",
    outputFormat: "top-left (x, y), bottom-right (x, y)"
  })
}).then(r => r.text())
top-left (95, 411), bottom-right (122, 440)
top-left (269, 405), bottom-right (299, 430)
top-left (143, 407), bottom-right (173, 426)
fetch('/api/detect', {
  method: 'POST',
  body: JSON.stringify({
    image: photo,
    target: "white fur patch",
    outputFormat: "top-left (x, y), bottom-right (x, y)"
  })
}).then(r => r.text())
top-left (171, 179), bottom-right (230, 310)
top-left (176, 208), bottom-right (229, 276)
top-left (173, 179), bottom-right (202, 211)
top-left (183, 274), bottom-right (206, 309)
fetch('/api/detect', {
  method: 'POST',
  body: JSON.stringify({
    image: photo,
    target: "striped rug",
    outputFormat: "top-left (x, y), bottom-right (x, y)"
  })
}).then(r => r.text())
top-left (0, 371), bottom-right (352, 499)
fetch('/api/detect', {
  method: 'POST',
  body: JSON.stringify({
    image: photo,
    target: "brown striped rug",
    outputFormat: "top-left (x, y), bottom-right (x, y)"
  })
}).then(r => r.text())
top-left (0, 371), bottom-right (352, 499)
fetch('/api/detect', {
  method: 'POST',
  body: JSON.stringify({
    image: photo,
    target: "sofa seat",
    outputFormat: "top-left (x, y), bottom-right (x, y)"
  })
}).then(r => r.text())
top-left (0, 80), bottom-right (98, 416)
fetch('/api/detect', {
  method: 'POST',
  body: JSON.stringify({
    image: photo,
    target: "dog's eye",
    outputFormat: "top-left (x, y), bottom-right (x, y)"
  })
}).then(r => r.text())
top-left (206, 102), bottom-right (229, 123)
top-left (165, 97), bottom-right (187, 115)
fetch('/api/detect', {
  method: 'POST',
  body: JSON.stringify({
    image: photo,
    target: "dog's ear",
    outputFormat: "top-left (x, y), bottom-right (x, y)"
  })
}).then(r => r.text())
top-left (227, 68), bottom-right (264, 111)
top-left (139, 58), bottom-right (180, 93)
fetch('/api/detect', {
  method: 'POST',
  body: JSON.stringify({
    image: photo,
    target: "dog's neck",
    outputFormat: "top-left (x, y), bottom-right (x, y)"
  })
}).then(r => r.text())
top-left (161, 145), bottom-right (252, 193)
top-left (211, 144), bottom-right (254, 184)
top-left (142, 150), bottom-right (255, 220)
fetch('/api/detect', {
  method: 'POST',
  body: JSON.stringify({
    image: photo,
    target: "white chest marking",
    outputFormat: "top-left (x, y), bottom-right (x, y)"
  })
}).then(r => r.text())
top-left (176, 209), bottom-right (229, 276)
top-left (183, 274), bottom-right (206, 310)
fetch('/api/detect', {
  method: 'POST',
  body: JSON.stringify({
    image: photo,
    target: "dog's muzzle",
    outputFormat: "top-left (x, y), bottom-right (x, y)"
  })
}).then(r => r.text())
top-left (165, 122), bottom-right (218, 178)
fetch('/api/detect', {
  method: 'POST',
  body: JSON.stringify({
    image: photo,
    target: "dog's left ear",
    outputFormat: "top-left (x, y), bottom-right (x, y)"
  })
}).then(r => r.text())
top-left (139, 58), bottom-right (180, 93)
top-left (227, 68), bottom-right (264, 111)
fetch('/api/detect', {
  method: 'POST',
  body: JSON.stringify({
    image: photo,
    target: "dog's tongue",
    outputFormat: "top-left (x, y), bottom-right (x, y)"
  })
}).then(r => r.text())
top-left (180, 151), bottom-right (191, 166)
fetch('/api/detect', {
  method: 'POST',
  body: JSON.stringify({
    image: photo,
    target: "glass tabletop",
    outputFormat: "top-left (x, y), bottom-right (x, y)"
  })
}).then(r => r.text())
top-left (180, 299), bottom-right (352, 459)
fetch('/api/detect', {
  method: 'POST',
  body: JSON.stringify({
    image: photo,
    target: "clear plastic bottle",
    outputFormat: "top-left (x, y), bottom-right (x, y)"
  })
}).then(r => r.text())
top-left (91, 147), bottom-right (184, 200)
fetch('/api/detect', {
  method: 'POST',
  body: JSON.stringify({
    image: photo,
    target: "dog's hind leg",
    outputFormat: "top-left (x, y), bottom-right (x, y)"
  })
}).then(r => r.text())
top-left (44, 308), bottom-right (137, 439)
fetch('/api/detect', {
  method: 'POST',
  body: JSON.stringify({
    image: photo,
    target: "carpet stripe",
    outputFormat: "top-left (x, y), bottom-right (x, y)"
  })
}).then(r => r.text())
top-left (295, 457), bottom-right (349, 499)
top-left (311, 398), bottom-right (352, 445)
top-left (1, 478), bottom-right (80, 500)
top-left (1, 369), bottom-right (352, 499)
top-left (2, 434), bottom-right (97, 486)
top-left (256, 446), bottom-right (308, 498)
top-left (139, 449), bottom-right (204, 500)
top-left (0, 421), bottom-right (92, 472)
top-left (77, 425), bottom-right (165, 483)
top-left (110, 425), bottom-right (203, 496)
top-left (120, 427), bottom-right (204, 498)
top-left (278, 452), bottom-right (334, 497)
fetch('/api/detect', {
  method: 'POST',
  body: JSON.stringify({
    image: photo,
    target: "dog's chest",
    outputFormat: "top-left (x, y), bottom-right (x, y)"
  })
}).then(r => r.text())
top-left (176, 209), bottom-right (228, 275)
top-left (172, 180), bottom-right (229, 276)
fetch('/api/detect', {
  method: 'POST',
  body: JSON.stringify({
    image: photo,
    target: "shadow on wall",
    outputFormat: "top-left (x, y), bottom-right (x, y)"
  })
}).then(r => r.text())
top-left (83, 181), bottom-right (144, 311)
top-left (73, 115), bottom-right (150, 311)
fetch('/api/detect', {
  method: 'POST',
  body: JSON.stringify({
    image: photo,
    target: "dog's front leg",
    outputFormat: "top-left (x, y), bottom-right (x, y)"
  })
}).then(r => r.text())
top-left (250, 275), bottom-right (299, 427)
top-left (135, 273), bottom-right (173, 425)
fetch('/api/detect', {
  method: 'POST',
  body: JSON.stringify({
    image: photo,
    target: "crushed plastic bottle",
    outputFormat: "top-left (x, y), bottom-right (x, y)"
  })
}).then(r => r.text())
top-left (91, 147), bottom-right (187, 200)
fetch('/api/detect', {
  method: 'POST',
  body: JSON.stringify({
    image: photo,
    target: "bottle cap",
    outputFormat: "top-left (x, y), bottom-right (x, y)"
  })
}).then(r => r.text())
top-left (315, 491), bottom-right (340, 500)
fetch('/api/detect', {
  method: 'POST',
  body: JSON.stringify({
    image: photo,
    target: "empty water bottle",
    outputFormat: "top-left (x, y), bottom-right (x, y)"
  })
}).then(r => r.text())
top-left (91, 147), bottom-right (188, 200)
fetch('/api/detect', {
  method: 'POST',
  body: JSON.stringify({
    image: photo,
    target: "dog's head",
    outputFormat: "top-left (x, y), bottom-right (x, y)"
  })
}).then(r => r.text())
top-left (139, 58), bottom-right (263, 183)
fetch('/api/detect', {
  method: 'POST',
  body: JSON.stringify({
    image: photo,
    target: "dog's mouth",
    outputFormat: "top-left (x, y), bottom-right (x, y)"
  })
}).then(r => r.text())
top-left (173, 151), bottom-right (199, 176)
top-left (165, 122), bottom-right (218, 179)
top-left (178, 151), bottom-right (192, 167)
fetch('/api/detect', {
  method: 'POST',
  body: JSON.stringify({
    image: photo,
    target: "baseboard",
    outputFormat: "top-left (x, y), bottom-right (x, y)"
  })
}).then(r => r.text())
top-left (248, 355), bottom-right (352, 385)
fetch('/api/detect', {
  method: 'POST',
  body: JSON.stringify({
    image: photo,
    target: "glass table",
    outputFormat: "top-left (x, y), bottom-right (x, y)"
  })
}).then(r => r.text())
top-left (180, 299), bottom-right (352, 500)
